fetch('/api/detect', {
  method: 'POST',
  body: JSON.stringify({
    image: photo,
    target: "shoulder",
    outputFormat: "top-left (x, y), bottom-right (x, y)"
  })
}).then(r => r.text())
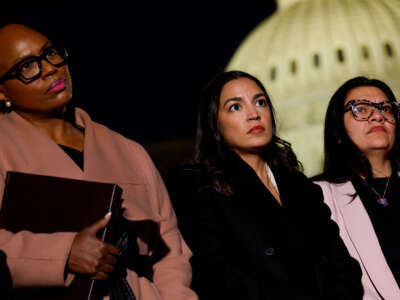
top-left (168, 164), bottom-right (214, 198)
top-left (281, 169), bottom-right (322, 195)
top-left (77, 108), bottom-right (151, 159)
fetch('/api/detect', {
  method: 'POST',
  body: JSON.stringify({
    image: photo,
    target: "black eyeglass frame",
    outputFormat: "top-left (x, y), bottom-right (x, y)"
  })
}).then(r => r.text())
top-left (344, 99), bottom-right (399, 124)
top-left (0, 46), bottom-right (68, 84)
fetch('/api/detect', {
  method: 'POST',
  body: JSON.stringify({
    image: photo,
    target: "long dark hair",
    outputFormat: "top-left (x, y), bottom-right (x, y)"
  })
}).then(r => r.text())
top-left (316, 76), bottom-right (400, 183)
top-left (193, 70), bottom-right (301, 195)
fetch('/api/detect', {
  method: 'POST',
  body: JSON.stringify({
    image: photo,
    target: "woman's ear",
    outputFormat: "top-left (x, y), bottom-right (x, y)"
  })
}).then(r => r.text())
top-left (0, 85), bottom-right (11, 108)
top-left (0, 85), bottom-right (6, 101)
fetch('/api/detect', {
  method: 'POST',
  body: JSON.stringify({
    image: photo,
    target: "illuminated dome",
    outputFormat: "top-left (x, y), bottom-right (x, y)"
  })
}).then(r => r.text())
top-left (227, 0), bottom-right (400, 175)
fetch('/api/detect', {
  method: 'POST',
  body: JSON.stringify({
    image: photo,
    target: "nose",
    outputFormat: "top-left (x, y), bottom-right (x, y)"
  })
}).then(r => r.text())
top-left (369, 107), bottom-right (384, 123)
top-left (247, 105), bottom-right (260, 120)
top-left (41, 60), bottom-right (57, 78)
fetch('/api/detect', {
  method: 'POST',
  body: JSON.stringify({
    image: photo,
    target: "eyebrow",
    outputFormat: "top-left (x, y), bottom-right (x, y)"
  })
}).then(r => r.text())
top-left (222, 93), bottom-right (266, 108)
top-left (11, 40), bottom-right (52, 65)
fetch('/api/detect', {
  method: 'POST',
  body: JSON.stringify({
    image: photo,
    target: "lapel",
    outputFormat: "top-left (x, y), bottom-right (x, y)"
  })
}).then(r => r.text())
top-left (75, 109), bottom-right (161, 222)
top-left (0, 110), bottom-right (159, 222)
top-left (335, 181), bottom-right (400, 299)
top-left (230, 154), bottom-right (282, 211)
top-left (1, 111), bottom-right (84, 179)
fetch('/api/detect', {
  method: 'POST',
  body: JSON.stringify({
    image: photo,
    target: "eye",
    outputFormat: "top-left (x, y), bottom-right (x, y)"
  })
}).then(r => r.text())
top-left (45, 47), bottom-right (58, 57)
top-left (228, 103), bottom-right (240, 112)
top-left (381, 104), bottom-right (393, 113)
top-left (19, 59), bottom-right (36, 72)
top-left (255, 99), bottom-right (267, 107)
top-left (353, 104), bottom-right (368, 113)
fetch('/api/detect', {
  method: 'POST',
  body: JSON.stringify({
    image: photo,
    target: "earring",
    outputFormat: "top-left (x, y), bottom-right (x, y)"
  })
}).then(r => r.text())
top-left (4, 100), bottom-right (11, 108)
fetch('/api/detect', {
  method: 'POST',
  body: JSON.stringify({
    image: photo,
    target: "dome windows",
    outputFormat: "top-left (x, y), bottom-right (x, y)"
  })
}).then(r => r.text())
top-left (361, 45), bottom-right (369, 59)
top-left (270, 66), bottom-right (277, 81)
top-left (267, 41), bottom-right (398, 83)
top-left (313, 53), bottom-right (320, 67)
top-left (384, 42), bottom-right (394, 57)
top-left (336, 48), bottom-right (345, 63)
top-left (290, 60), bottom-right (297, 74)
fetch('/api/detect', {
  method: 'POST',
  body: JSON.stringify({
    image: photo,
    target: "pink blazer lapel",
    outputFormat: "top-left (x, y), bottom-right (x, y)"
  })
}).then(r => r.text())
top-left (74, 109), bottom-right (162, 222)
top-left (336, 181), bottom-right (400, 299)
top-left (1, 112), bottom-right (84, 179)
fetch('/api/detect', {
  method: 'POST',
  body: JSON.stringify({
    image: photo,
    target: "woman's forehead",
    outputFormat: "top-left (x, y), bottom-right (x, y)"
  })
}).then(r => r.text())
top-left (344, 86), bottom-right (388, 105)
top-left (0, 24), bottom-right (48, 69)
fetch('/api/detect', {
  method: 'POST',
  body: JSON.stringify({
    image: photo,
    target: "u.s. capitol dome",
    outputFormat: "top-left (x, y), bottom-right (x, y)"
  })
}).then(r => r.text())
top-left (227, 0), bottom-right (400, 175)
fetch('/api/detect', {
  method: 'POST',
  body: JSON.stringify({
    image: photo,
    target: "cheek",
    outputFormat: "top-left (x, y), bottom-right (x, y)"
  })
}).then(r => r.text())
top-left (218, 119), bottom-right (236, 141)
top-left (5, 82), bottom-right (36, 101)
top-left (217, 114), bottom-right (240, 144)
top-left (344, 117), bottom-right (364, 145)
top-left (388, 125), bottom-right (396, 142)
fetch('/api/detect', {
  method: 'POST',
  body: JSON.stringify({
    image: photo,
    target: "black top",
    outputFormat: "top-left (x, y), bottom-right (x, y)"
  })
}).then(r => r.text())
top-left (0, 250), bottom-right (13, 300)
top-left (58, 144), bottom-right (84, 170)
top-left (168, 154), bottom-right (362, 300)
top-left (352, 174), bottom-right (400, 286)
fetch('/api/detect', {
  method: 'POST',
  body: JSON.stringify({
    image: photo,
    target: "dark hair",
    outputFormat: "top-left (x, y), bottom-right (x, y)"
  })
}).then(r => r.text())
top-left (316, 76), bottom-right (400, 183)
top-left (193, 70), bottom-right (301, 195)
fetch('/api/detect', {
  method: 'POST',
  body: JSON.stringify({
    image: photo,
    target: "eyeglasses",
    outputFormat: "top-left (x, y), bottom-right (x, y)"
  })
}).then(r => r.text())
top-left (344, 99), bottom-right (399, 124)
top-left (0, 46), bottom-right (68, 84)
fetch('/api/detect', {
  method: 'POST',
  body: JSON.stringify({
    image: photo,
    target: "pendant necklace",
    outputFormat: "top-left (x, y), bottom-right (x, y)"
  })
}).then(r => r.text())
top-left (364, 177), bottom-right (390, 207)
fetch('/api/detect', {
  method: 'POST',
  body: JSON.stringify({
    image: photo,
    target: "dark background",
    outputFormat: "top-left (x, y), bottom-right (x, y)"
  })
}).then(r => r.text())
top-left (4, 2), bottom-right (277, 175)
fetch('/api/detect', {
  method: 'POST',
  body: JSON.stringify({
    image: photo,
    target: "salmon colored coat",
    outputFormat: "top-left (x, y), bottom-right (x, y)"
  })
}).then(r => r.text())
top-left (0, 108), bottom-right (197, 300)
top-left (315, 180), bottom-right (400, 300)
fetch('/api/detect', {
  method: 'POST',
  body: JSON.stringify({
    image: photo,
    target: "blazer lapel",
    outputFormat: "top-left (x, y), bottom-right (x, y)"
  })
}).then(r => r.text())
top-left (75, 110), bottom-right (161, 222)
top-left (336, 181), bottom-right (400, 299)
top-left (1, 112), bottom-right (84, 179)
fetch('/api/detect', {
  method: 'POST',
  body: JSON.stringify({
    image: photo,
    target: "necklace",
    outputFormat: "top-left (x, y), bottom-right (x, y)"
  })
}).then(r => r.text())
top-left (363, 177), bottom-right (390, 207)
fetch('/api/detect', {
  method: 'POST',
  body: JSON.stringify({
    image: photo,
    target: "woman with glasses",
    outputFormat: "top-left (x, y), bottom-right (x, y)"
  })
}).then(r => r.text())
top-left (0, 23), bottom-right (197, 300)
top-left (314, 77), bottom-right (400, 299)
top-left (168, 70), bottom-right (363, 299)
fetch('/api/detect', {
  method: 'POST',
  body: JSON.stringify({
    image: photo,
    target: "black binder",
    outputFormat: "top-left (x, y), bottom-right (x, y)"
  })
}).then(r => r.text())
top-left (0, 171), bottom-right (123, 300)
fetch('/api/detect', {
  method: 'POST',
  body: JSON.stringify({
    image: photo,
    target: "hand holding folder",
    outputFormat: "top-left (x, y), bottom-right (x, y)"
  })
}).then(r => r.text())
top-left (68, 212), bottom-right (119, 280)
top-left (0, 171), bottom-right (123, 300)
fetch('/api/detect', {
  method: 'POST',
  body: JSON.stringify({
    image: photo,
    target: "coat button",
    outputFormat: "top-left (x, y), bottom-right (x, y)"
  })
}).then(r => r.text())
top-left (264, 247), bottom-right (276, 256)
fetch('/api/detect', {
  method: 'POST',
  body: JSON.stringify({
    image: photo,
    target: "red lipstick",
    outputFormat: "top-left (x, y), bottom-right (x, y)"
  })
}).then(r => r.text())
top-left (368, 126), bottom-right (386, 134)
top-left (248, 125), bottom-right (265, 134)
top-left (47, 78), bottom-right (66, 93)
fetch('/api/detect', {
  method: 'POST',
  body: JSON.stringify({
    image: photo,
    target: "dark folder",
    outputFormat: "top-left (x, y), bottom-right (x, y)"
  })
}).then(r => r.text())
top-left (0, 171), bottom-right (123, 300)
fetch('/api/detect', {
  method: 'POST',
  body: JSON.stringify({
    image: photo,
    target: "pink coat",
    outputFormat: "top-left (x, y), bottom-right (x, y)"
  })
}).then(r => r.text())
top-left (315, 180), bottom-right (400, 300)
top-left (0, 109), bottom-right (198, 300)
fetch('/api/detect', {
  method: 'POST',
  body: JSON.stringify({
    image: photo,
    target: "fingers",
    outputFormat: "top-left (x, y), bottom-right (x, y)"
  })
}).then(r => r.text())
top-left (84, 212), bottom-right (112, 235)
top-left (100, 249), bottom-right (117, 265)
top-left (91, 251), bottom-right (117, 280)
top-left (92, 271), bottom-right (109, 280)
top-left (68, 214), bottom-right (119, 278)
top-left (104, 242), bottom-right (119, 256)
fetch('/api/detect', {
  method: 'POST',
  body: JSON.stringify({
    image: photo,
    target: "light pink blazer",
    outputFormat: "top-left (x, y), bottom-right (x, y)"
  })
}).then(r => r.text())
top-left (315, 180), bottom-right (400, 300)
top-left (0, 109), bottom-right (198, 300)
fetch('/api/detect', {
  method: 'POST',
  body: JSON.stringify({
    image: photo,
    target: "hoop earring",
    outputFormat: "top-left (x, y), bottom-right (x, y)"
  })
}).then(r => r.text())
top-left (5, 100), bottom-right (11, 108)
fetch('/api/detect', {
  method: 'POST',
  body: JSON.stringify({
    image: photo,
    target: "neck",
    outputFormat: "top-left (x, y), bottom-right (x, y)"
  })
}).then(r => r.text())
top-left (16, 108), bottom-right (84, 151)
top-left (237, 152), bottom-right (267, 178)
top-left (236, 150), bottom-right (282, 205)
top-left (365, 152), bottom-right (392, 178)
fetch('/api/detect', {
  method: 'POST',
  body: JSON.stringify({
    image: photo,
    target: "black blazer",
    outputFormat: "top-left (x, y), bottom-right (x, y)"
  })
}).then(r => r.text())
top-left (0, 250), bottom-right (13, 300)
top-left (168, 155), bottom-right (362, 300)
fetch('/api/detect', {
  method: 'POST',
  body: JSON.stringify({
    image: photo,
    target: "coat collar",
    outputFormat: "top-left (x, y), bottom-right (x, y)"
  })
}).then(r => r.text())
top-left (334, 180), bottom-right (400, 299)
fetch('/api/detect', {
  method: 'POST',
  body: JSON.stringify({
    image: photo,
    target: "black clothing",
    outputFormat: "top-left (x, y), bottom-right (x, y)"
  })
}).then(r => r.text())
top-left (168, 155), bottom-right (363, 300)
top-left (0, 250), bottom-right (13, 300)
top-left (352, 174), bottom-right (400, 286)
top-left (58, 144), bottom-right (84, 170)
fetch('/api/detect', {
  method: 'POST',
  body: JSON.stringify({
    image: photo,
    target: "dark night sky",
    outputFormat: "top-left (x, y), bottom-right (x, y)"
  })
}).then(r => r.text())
top-left (6, 3), bottom-right (276, 139)
top-left (5, 3), bottom-right (276, 172)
